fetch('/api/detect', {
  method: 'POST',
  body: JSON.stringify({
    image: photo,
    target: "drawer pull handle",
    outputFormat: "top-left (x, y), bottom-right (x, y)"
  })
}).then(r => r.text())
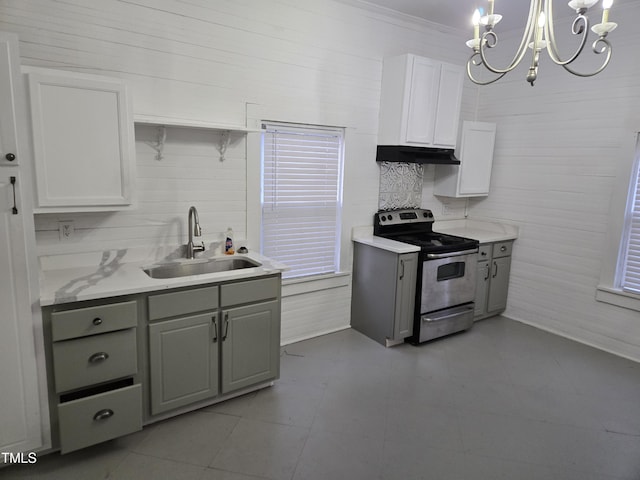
top-left (93, 317), bottom-right (103, 326)
top-left (93, 409), bottom-right (114, 421)
top-left (212, 316), bottom-right (218, 343)
top-left (89, 352), bottom-right (109, 363)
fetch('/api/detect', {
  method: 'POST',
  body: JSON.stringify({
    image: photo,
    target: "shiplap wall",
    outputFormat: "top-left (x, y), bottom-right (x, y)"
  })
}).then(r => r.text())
top-left (468, 1), bottom-right (640, 361)
top-left (0, 0), bottom-right (476, 343)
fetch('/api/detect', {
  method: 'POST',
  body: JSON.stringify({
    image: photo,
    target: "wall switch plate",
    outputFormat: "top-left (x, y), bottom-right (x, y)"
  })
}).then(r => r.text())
top-left (58, 221), bottom-right (75, 241)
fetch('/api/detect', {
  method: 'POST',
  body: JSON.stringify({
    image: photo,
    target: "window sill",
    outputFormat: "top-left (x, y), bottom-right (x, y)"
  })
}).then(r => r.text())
top-left (595, 285), bottom-right (640, 312)
top-left (281, 271), bottom-right (351, 298)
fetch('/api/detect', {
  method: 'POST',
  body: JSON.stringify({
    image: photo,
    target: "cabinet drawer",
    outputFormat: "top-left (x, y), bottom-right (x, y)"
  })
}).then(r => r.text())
top-left (478, 244), bottom-right (492, 261)
top-left (53, 328), bottom-right (137, 393)
top-left (148, 285), bottom-right (219, 321)
top-left (51, 300), bottom-right (137, 341)
top-left (492, 241), bottom-right (513, 258)
top-left (58, 383), bottom-right (142, 454)
top-left (220, 276), bottom-right (280, 307)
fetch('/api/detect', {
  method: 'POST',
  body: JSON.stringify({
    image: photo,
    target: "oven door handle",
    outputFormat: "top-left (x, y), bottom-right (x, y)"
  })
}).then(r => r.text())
top-left (426, 248), bottom-right (478, 259)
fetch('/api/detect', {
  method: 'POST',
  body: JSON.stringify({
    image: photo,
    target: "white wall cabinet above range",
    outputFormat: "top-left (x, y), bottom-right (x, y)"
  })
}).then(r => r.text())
top-left (24, 68), bottom-right (136, 213)
top-left (434, 121), bottom-right (497, 197)
top-left (378, 54), bottom-right (464, 149)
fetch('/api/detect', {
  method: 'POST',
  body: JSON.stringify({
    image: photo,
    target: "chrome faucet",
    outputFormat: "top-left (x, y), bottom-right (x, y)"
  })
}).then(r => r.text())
top-left (186, 206), bottom-right (205, 259)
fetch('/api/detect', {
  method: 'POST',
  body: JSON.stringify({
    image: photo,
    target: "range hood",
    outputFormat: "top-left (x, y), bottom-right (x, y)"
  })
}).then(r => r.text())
top-left (376, 145), bottom-right (460, 165)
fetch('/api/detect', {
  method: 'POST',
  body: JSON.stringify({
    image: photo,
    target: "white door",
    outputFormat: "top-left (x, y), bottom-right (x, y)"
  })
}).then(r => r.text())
top-left (0, 172), bottom-right (43, 454)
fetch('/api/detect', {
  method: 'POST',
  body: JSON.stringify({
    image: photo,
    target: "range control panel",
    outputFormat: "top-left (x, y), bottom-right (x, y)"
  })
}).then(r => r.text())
top-left (375, 208), bottom-right (434, 227)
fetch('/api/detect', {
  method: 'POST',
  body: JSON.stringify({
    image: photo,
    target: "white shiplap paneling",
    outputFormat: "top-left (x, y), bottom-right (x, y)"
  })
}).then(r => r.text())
top-left (1, 0), bottom-right (475, 342)
top-left (468, 2), bottom-right (640, 361)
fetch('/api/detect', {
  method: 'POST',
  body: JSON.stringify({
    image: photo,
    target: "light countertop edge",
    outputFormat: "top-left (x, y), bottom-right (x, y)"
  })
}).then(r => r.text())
top-left (39, 251), bottom-right (287, 307)
top-left (352, 219), bottom-right (519, 254)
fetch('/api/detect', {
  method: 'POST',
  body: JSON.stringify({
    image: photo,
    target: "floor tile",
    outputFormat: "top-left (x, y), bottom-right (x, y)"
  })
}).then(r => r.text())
top-left (210, 418), bottom-right (309, 480)
top-left (110, 452), bottom-right (205, 480)
top-left (133, 410), bottom-right (239, 466)
top-left (293, 429), bottom-right (384, 480)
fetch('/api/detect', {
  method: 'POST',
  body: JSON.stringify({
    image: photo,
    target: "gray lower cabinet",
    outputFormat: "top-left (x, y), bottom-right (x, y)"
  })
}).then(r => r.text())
top-left (148, 312), bottom-right (219, 415)
top-left (221, 301), bottom-right (280, 393)
top-left (147, 275), bottom-right (281, 416)
top-left (43, 273), bottom-right (281, 454)
top-left (474, 241), bottom-right (513, 320)
top-left (351, 242), bottom-right (419, 346)
top-left (43, 298), bottom-right (143, 454)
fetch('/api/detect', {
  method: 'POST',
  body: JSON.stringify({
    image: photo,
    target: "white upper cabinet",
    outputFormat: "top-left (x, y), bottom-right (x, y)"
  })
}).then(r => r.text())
top-left (25, 68), bottom-right (136, 212)
top-left (434, 121), bottom-right (497, 197)
top-left (378, 54), bottom-right (464, 149)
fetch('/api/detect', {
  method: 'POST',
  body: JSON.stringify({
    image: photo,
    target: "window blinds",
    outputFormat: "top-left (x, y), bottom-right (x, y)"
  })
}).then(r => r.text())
top-left (622, 153), bottom-right (640, 293)
top-left (261, 123), bottom-right (344, 279)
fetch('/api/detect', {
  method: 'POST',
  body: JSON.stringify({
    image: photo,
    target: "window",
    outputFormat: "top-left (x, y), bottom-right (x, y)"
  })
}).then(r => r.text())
top-left (619, 138), bottom-right (640, 293)
top-left (261, 122), bottom-right (344, 279)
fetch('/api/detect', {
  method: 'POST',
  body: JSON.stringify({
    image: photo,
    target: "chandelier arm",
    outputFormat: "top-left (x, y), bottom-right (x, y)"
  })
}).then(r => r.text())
top-left (545, 7), bottom-right (590, 67)
top-left (466, 54), bottom-right (508, 85)
top-left (476, 0), bottom-right (540, 75)
top-left (560, 37), bottom-right (613, 76)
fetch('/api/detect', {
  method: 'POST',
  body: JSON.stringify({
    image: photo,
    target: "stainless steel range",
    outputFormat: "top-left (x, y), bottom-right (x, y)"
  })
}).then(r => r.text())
top-left (373, 208), bottom-right (479, 343)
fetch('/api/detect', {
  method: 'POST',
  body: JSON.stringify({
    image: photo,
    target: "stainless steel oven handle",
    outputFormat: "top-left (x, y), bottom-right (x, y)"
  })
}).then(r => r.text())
top-left (422, 305), bottom-right (474, 322)
top-left (426, 248), bottom-right (479, 259)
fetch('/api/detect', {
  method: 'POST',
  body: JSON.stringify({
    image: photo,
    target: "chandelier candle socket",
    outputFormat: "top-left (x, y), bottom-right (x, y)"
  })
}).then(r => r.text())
top-left (466, 0), bottom-right (617, 86)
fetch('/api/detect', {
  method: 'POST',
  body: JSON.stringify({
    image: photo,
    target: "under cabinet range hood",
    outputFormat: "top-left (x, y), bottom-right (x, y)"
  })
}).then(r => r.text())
top-left (376, 146), bottom-right (460, 165)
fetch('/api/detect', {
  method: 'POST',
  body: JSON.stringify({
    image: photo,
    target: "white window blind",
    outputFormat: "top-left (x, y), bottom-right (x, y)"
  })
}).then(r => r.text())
top-left (261, 122), bottom-right (344, 279)
top-left (621, 144), bottom-right (640, 293)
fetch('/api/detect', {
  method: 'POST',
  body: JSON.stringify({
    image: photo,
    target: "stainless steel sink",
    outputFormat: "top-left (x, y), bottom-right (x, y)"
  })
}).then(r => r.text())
top-left (143, 257), bottom-right (261, 279)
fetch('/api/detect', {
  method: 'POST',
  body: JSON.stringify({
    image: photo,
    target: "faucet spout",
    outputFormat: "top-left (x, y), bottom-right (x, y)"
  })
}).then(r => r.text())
top-left (186, 206), bottom-right (205, 259)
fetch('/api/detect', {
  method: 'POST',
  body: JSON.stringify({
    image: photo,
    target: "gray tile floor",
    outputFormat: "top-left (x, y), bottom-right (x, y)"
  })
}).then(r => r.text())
top-left (4, 316), bottom-right (640, 479)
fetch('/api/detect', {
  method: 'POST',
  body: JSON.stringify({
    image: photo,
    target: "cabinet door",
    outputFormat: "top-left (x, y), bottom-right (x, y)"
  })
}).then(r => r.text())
top-left (0, 35), bottom-right (19, 166)
top-left (458, 122), bottom-right (497, 196)
top-left (405, 56), bottom-right (439, 145)
top-left (394, 253), bottom-right (418, 339)
top-left (474, 261), bottom-right (490, 318)
top-left (26, 69), bottom-right (135, 211)
top-left (0, 172), bottom-right (43, 453)
top-left (432, 63), bottom-right (464, 148)
top-left (221, 301), bottom-right (280, 394)
top-left (487, 256), bottom-right (512, 313)
top-left (149, 312), bottom-right (219, 415)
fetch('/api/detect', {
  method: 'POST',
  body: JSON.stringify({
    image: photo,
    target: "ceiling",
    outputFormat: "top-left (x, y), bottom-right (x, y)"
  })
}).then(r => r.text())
top-left (351, 0), bottom-right (618, 33)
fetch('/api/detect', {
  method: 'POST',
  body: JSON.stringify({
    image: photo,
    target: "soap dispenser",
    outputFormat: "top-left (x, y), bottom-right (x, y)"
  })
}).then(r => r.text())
top-left (225, 227), bottom-right (234, 255)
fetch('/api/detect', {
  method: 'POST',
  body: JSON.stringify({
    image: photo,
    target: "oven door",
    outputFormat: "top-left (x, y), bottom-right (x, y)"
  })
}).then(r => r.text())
top-left (420, 250), bottom-right (478, 313)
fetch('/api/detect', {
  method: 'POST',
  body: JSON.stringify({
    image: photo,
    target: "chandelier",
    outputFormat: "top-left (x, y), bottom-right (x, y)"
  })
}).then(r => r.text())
top-left (466, 0), bottom-right (617, 86)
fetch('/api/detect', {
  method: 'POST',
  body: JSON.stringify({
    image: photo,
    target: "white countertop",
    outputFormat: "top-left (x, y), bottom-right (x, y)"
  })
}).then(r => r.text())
top-left (433, 218), bottom-right (519, 244)
top-left (352, 219), bottom-right (518, 253)
top-left (39, 246), bottom-right (288, 306)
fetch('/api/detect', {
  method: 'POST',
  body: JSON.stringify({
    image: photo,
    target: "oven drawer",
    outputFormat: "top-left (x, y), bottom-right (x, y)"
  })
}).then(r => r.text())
top-left (419, 303), bottom-right (474, 343)
top-left (53, 328), bottom-right (137, 393)
top-left (58, 383), bottom-right (142, 454)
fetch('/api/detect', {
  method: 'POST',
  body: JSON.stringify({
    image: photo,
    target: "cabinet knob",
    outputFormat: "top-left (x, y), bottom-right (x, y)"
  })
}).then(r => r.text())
top-left (93, 317), bottom-right (103, 326)
top-left (93, 409), bottom-right (114, 421)
top-left (88, 352), bottom-right (109, 363)
top-left (500, 246), bottom-right (507, 252)
top-left (5, 153), bottom-right (15, 161)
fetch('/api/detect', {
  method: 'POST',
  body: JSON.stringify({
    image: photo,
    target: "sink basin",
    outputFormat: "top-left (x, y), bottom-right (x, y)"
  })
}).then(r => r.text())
top-left (143, 257), bottom-right (262, 279)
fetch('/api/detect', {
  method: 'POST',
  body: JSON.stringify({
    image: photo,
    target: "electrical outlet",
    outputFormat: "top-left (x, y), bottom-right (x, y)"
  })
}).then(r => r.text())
top-left (58, 221), bottom-right (75, 241)
top-left (442, 204), bottom-right (451, 215)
